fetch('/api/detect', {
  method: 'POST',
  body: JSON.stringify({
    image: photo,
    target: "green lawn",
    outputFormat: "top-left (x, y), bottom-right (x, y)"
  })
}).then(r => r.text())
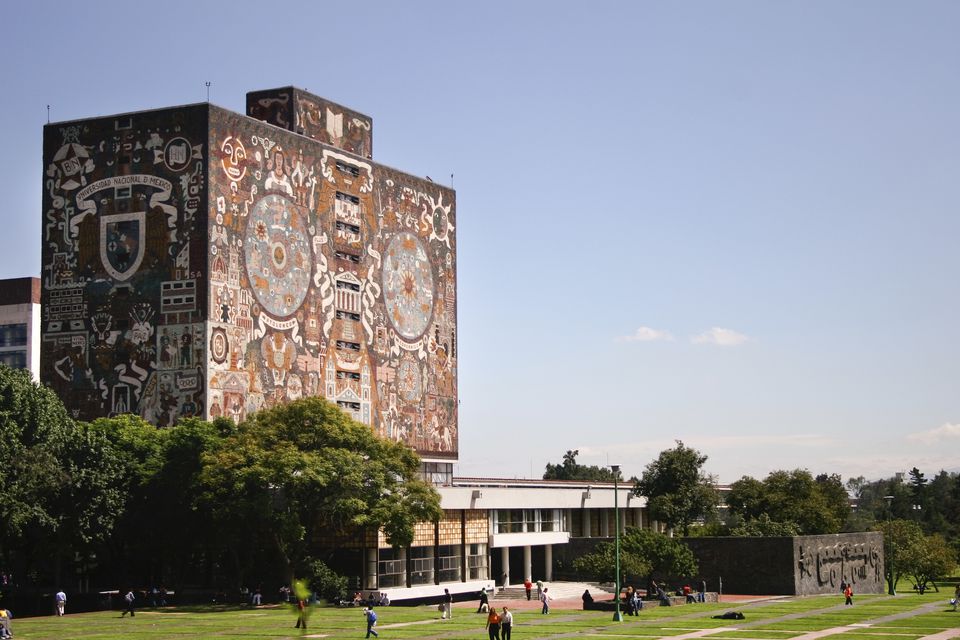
top-left (7, 590), bottom-right (958, 640)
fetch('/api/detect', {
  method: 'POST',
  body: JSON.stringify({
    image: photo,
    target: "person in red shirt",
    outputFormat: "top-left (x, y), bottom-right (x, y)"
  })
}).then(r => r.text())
top-left (523, 578), bottom-right (532, 601)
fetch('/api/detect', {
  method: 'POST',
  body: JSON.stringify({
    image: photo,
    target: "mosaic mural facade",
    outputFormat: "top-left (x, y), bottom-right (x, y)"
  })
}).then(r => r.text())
top-left (247, 87), bottom-right (373, 158)
top-left (41, 91), bottom-right (458, 459)
top-left (41, 106), bottom-right (209, 425)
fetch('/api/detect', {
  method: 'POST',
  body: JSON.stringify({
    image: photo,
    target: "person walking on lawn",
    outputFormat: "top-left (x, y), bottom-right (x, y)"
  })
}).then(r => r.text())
top-left (844, 584), bottom-right (853, 606)
top-left (364, 606), bottom-right (379, 638)
top-left (500, 607), bottom-right (513, 640)
top-left (540, 587), bottom-right (552, 614)
top-left (485, 606), bottom-right (501, 640)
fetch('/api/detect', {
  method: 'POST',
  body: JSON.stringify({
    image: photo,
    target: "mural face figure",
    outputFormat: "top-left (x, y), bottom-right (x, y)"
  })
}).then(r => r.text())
top-left (220, 136), bottom-right (247, 182)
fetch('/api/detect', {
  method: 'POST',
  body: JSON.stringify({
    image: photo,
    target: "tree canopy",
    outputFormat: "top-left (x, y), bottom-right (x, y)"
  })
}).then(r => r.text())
top-left (633, 441), bottom-right (718, 535)
top-left (573, 528), bottom-right (697, 591)
top-left (200, 397), bottom-right (443, 581)
top-left (725, 469), bottom-right (850, 535)
top-left (543, 449), bottom-right (622, 482)
top-left (0, 365), bottom-right (441, 593)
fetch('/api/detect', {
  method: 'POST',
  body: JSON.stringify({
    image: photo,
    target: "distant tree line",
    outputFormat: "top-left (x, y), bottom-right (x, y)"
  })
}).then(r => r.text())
top-left (0, 365), bottom-right (441, 596)
top-left (546, 441), bottom-right (959, 590)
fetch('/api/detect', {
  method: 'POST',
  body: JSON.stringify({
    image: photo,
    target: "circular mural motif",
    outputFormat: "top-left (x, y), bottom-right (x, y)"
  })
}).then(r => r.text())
top-left (397, 357), bottom-right (423, 402)
top-left (210, 327), bottom-right (228, 364)
top-left (244, 194), bottom-right (311, 317)
top-left (382, 232), bottom-right (434, 340)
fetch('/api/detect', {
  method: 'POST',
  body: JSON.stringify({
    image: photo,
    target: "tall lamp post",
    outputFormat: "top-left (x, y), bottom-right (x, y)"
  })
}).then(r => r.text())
top-left (612, 464), bottom-right (623, 622)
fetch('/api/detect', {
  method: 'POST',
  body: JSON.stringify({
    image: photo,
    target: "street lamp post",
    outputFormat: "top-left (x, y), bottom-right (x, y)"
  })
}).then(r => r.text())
top-left (612, 464), bottom-right (623, 622)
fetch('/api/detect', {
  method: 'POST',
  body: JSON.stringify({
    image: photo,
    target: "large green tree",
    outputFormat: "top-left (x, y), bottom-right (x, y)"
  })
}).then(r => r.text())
top-left (634, 441), bottom-right (718, 535)
top-left (574, 528), bottom-right (697, 591)
top-left (726, 469), bottom-right (850, 535)
top-left (0, 365), bottom-right (130, 587)
top-left (199, 397), bottom-right (443, 582)
top-left (543, 450), bottom-right (622, 482)
top-left (876, 519), bottom-right (924, 595)
top-left (900, 533), bottom-right (956, 594)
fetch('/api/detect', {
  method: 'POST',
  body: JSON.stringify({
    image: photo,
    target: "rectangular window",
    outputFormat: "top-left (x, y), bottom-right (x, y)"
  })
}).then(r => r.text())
top-left (335, 310), bottom-right (361, 322)
top-left (409, 546), bottom-right (434, 585)
top-left (525, 510), bottom-right (537, 532)
top-left (336, 340), bottom-right (360, 352)
top-left (540, 509), bottom-right (556, 532)
top-left (419, 462), bottom-right (452, 485)
top-left (335, 250), bottom-right (361, 263)
top-left (335, 280), bottom-right (360, 292)
top-left (496, 510), bottom-right (524, 534)
top-left (437, 544), bottom-right (461, 583)
top-left (467, 544), bottom-right (489, 580)
top-left (335, 191), bottom-right (361, 204)
top-left (0, 351), bottom-right (27, 369)
top-left (0, 324), bottom-right (27, 348)
top-left (377, 548), bottom-right (406, 589)
top-left (337, 400), bottom-right (361, 411)
top-left (336, 371), bottom-right (361, 380)
top-left (335, 221), bottom-right (361, 235)
top-left (336, 161), bottom-right (361, 177)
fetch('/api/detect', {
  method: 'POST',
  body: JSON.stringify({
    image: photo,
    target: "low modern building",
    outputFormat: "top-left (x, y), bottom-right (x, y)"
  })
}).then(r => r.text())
top-left (0, 277), bottom-right (41, 380)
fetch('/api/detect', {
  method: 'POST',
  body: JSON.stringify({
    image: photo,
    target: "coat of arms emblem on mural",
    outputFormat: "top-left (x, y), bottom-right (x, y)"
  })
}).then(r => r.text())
top-left (99, 211), bottom-right (145, 281)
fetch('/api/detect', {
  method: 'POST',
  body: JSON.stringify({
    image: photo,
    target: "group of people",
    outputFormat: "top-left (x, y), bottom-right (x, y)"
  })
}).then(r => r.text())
top-left (622, 585), bottom-right (644, 615)
top-left (485, 606), bottom-right (513, 640)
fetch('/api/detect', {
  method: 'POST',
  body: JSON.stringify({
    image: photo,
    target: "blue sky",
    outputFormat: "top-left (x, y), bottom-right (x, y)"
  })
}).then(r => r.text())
top-left (2, 1), bottom-right (958, 483)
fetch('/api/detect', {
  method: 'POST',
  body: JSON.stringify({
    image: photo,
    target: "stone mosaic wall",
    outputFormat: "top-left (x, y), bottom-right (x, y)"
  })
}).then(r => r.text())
top-left (207, 103), bottom-right (457, 458)
top-left (41, 106), bottom-right (208, 424)
top-left (41, 92), bottom-right (456, 460)
top-left (247, 87), bottom-right (373, 158)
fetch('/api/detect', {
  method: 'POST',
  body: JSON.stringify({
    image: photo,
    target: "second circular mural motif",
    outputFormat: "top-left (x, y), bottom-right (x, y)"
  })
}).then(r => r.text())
top-left (244, 194), bottom-right (311, 318)
top-left (382, 231), bottom-right (434, 340)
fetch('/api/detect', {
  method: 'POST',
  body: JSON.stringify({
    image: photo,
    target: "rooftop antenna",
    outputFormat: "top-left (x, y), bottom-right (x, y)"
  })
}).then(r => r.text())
top-left (450, 173), bottom-right (454, 188)
top-left (205, 81), bottom-right (211, 102)
top-left (46, 105), bottom-right (50, 124)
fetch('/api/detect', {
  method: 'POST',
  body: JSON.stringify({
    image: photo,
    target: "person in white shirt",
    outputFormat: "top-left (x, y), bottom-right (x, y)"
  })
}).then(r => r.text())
top-left (501, 607), bottom-right (513, 640)
top-left (55, 590), bottom-right (67, 616)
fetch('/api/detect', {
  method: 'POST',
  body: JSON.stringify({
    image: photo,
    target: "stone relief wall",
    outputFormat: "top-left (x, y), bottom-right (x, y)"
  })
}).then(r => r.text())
top-left (794, 532), bottom-right (884, 595)
top-left (41, 106), bottom-right (208, 424)
top-left (683, 533), bottom-right (885, 595)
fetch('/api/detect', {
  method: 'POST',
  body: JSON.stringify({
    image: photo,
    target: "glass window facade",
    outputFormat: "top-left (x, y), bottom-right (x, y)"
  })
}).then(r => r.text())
top-left (467, 543), bottom-right (488, 580)
top-left (378, 548), bottom-right (406, 588)
top-left (409, 546), bottom-right (434, 585)
top-left (495, 509), bottom-right (564, 534)
top-left (437, 544), bottom-right (461, 583)
top-left (0, 351), bottom-right (27, 369)
top-left (0, 324), bottom-right (26, 348)
top-left (419, 462), bottom-right (452, 485)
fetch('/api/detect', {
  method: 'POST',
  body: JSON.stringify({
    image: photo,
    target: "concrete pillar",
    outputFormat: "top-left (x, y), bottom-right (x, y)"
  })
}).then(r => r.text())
top-left (501, 546), bottom-right (510, 586)
top-left (544, 544), bottom-right (553, 581)
top-left (602, 510), bottom-right (610, 537)
top-left (583, 508), bottom-right (591, 538)
top-left (523, 545), bottom-right (532, 583)
top-left (634, 507), bottom-right (644, 530)
top-left (565, 509), bottom-right (572, 534)
top-left (366, 548), bottom-right (378, 589)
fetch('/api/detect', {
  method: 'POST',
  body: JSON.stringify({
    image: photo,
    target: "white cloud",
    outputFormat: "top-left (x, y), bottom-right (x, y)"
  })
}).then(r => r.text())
top-left (906, 422), bottom-right (960, 445)
top-left (691, 327), bottom-right (749, 346)
top-left (617, 326), bottom-right (674, 342)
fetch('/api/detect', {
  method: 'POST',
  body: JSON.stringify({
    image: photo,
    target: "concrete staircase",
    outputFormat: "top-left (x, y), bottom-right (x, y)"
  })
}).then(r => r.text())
top-left (494, 581), bottom-right (616, 601)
